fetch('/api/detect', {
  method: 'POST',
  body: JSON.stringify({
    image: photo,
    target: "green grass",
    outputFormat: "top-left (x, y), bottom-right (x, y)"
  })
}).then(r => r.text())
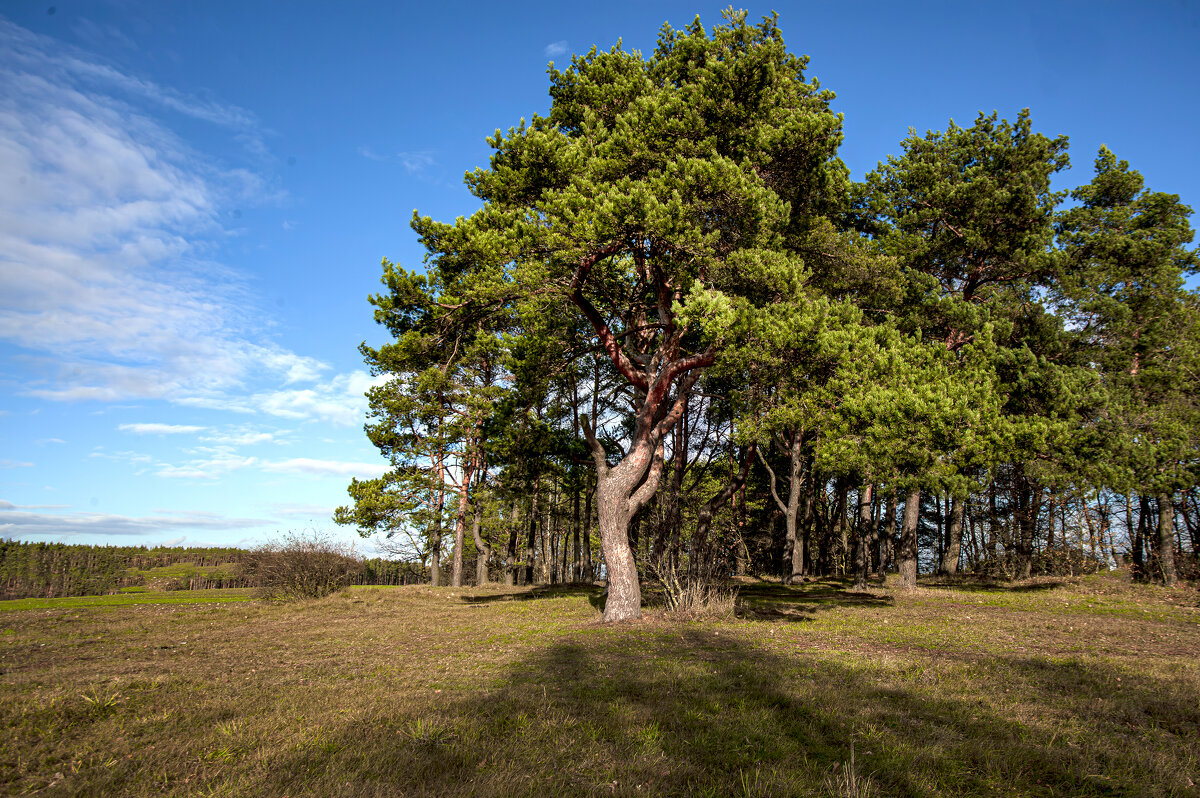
top-left (1, 575), bottom-right (1197, 796)
top-left (0, 588), bottom-right (253, 612)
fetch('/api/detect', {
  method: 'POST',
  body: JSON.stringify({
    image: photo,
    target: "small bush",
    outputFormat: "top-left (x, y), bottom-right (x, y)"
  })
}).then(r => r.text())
top-left (240, 531), bottom-right (364, 601)
top-left (670, 580), bottom-right (738, 618)
top-left (1031, 548), bottom-right (1106, 577)
top-left (647, 558), bottom-right (739, 619)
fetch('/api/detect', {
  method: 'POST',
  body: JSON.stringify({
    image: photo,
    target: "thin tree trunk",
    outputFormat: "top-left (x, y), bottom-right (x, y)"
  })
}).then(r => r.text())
top-left (800, 462), bottom-right (816, 576)
top-left (758, 433), bottom-right (804, 584)
top-left (505, 499), bottom-right (520, 586)
top-left (900, 488), bottom-right (920, 590)
top-left (833, 479), bottom-right (849, 577)
top-left (1157, 493), bottom-right (1177, 587)
top-left (1135, 494), bottom-right (1152, 581)
top-left (1128, 493), bottom-right (1142, 578)
top-left (882, 489), bottom-right (897, 572)
top-left (471, 493), bottom-right (489, 585)
top-left (571, 475), bottom-right (582, 583)
top-left (695, 444), bottom-right (757, 578)
top-left (430, 463), bottom-right (444, 588)
top-left (1013, 471), bottom-right (1036, 581)
top-left (853, 483), bottom-right (873, 590)
top-left (525, 476), bottom-right (540, 585)
top-left (449, 454), bottom-right (477, 588)
top-left (582, 481), bottom-right (594, 581)
top-left (941, 496), bottom-right (964, 575)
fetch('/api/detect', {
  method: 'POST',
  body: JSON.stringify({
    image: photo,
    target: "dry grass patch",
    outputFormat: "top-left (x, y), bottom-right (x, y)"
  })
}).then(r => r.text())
top-left (1, 576), bottom-right (1197, 796)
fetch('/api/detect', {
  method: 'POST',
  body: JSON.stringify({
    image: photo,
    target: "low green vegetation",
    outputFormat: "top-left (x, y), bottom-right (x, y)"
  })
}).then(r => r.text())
top-left (0, 589), bottom-right (253, 612)
top-left (2, 574), bottom-right (1197, 797)
top-left (0, 540), bottom-right (426, 601)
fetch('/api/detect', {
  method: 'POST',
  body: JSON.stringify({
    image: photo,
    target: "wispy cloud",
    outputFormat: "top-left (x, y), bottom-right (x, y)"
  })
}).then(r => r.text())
top-left (88, 449), bottom-right (154, 471)
top-left (544, 40), bottom-right (569, 58)
top-left (396, 150), bottom-right (434, 173)
top-left (357, 145), bottom-right (435, 174)
top-left (185, 370), bottom-right (387, 427)
top-left (0, 500), bottom-right (267, 538)
top-left (0, 20), bottom-right (329, 411)
top-left (118, 423), bottom-right (206, 435)
top-left (262, 458), bottom-right (388, 478)
top-left (0, 459), bottom-right (34, 469)
top-left (155, 452), bottom-right (257, 480)
top-left (201, 427), bottom-right (283, 447)
top-left (272, 502), bottom-right (336, 519)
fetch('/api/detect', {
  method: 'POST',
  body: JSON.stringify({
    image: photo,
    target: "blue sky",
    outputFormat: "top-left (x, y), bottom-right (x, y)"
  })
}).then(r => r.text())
top-left (1, 0), bottom-right (1197, 550)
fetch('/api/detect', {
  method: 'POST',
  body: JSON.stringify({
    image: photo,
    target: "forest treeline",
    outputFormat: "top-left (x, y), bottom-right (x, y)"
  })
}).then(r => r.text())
top-left (0, 541), bottom-right (425, 599)
top-left (333, 12), bottom-right (1200, 620)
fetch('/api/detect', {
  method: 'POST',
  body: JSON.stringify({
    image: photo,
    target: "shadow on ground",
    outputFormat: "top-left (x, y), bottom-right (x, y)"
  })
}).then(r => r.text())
top-left (242, 623), bottom-right (1199, 797)
top-left (459, 584), bottom-right (601, 605)
top-left (735, 578), bottom-right (894, 622)
top-left (919, 577), bottom-right (1069, 593)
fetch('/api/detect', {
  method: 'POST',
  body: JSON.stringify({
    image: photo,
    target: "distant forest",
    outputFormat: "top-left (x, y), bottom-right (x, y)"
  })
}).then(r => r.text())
top-left (0, 541), bottom-right (421, 600)
top-left (333, 12), bottom-right (1200, 620)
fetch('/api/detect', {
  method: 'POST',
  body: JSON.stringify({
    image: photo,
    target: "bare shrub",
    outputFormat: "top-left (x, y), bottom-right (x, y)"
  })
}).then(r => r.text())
top-left (672, 580), bottom-right (738, 618)
top-left (241, 531), bottom-right (364, 601)
top-left (647, 557), bottom-right (738, 619)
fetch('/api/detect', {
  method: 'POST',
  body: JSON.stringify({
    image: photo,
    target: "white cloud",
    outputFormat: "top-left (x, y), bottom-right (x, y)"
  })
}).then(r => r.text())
top-left (245, 370), bottom-right (388, 427)
top-left (544, 40), bottom-right (569, 58)
top-left (0, 20), bottom-right (331, 411)
top-left (201, 427), bottom-right (282, 447)
top-left (0, 500), bottom-right (267, 538)
top-left (118, 422), bottom-right (206, 435)
top-left (357, 146), bottom-right (435, 174)
top-left (262, 458), bottom-right (388, 478)
top-left (0, 459), bottom-right (34, 468)
top-left (89, 449), bottom-right (153, 466)
top-left (396, 150), bottom-right (434, 173)
top-left (272, 502), bottom-right (337, 519)
top-left (156, 453), bottom-right (257, 480)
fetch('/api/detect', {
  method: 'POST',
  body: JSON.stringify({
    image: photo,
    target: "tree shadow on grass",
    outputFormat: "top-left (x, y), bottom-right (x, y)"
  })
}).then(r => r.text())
top-left (460, 584), bottom-right (602, 605)
top-left (237, 623), bottom-right (1200, 797)
top-left (919, 577), bottom-right (1069, 593)
top-left (735, 579), bottom-right (894, 622)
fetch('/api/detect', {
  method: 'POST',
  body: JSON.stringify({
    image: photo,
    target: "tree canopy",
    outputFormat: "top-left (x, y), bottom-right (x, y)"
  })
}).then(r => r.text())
top-left (337, 10), bottom-right (1200, 609)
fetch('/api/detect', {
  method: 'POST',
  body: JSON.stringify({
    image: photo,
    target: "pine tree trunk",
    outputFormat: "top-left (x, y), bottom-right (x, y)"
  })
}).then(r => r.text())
top-left (571, 477), bottom-right (582, 583)
top-left (882, 489), bottom-right (897, 572)
top-left (450, 457), bottom-right (476, 588)
top-left (1133, 494), bottom-right (1150, 581)
top-left (594, 451), bottom-right (655, 622)
top-left (853, 483), bottom-right (873, 590)
top-left (471, 500), bottom-right (488, 585)
top-left (1013, 473), bottom-right (1036, 581)
top-left (505, 500), bottom-right (520, 586)
top-left (582, 482), bottom-right (594, 581)
top-left (941, 496), bottom-right (964, 575)
top-left (1157, 493), bottom-right (1177, 587)
top-left (833, 479), bottom-right (849, 577)
top-left (900, 488), bottom-right (920, 589)
top-left (760, 435), bottom-right (804, 584)
top-left (524, 477), bottom-right (540, 585)
top-left (693, 445), bottom-right (755, 580)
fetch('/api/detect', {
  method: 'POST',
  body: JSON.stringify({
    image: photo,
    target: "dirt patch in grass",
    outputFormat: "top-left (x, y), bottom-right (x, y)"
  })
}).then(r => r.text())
top-left (1, 576), bottom-right (1197, 796)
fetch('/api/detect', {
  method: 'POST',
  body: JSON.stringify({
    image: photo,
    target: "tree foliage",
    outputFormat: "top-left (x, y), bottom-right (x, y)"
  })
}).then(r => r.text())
top-left (337, 10), bottom-right (1200, 607)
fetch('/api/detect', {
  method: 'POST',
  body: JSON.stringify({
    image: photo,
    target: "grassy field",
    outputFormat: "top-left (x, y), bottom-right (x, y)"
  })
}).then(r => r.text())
top-left (1, 575), bottom-right (1197, 797)
top-left (0, 588), bottom-right (253, 612)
